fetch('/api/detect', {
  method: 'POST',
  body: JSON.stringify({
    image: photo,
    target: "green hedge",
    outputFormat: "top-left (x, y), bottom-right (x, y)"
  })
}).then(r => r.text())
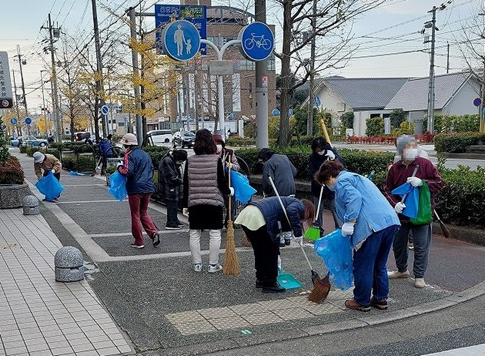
top-left (434, 132), bottom-right (485, 153)
top-left (62, 155), bottom-right (96, 172)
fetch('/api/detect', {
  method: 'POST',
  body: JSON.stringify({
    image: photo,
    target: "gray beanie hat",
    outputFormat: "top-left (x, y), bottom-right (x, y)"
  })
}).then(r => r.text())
top-left (396, 135), bottom-right (416, 155)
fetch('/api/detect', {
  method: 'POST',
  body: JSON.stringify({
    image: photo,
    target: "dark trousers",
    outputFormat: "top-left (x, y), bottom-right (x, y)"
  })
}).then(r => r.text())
top-left (242, 225), bottom-right (280, 287)
top-left (166, 200), bottom-right (180, 227)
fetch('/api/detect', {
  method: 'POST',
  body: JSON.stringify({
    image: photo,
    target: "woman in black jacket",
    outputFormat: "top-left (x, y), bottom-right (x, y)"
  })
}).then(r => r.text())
top-left (159, 150), bottom-right (187, 230)
top-left (308, 137), bottom-right (345, 231)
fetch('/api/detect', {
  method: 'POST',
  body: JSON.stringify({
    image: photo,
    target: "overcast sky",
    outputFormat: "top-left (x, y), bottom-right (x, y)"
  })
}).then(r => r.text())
top-left (0, 0), bottom-right (482, 114)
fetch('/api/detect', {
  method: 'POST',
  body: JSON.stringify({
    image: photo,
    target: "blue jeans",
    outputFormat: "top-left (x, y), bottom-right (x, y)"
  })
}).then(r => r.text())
top-left (393, 223), bottom-right (432, 279)
top-left (166, 200), bottom-right (180, 228)
top-left (353, 225), bottom-right (399, 306)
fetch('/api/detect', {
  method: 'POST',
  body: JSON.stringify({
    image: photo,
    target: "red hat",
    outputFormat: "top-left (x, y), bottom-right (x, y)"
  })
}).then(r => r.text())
top-left (213, 134), bottom-right (224, 143)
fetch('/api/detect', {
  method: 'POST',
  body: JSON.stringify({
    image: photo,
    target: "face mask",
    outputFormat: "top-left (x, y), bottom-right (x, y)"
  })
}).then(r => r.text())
top-left (317, 150), bottom-right (325, 156)
top-left (404, 148), bottom-right (418, 161)
top-left (216, 144), bottom-right (223, 153)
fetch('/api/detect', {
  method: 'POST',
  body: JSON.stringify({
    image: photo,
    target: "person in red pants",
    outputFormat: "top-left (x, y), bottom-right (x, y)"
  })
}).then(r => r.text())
top-left (117, 133), bottom-right (161, 249)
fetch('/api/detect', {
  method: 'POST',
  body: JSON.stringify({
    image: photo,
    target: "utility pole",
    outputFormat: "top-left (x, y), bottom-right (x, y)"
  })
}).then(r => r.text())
top-left (480, 11), bottom-right (485, 133)
top-left (40, 70), bottom-right (48, 135)
top-left (15, 45), bottom-right (28, 116)
top-left (127, 6), bottom-right (143, 146)
top-left (12, 70), bottom-right (21, 136)
top-left (92, 0), bottom-right (106, 140)
top-left (426, 6), bottom-right (437, 134)
top-left (255, 0), bottom-right (268, 148)
top-left (306, 0), bottom-right (317, 137)
top-left (446, 41), bottom-right (450, 73)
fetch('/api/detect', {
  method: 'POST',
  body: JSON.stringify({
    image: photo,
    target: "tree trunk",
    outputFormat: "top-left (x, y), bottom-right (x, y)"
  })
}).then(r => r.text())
top-left (278, 0), bottom-right (293, 148)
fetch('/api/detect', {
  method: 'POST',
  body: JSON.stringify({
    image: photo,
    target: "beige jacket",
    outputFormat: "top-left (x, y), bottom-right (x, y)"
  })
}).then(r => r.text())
top-left (34, 153), bottom-right (62, 179)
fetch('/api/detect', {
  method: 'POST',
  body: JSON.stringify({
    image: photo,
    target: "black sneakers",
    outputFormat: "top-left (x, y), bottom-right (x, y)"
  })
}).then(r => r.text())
top-left (262, 283), bottom-right (286, 293)
top-left (151, 232), bottom-right (161, 247)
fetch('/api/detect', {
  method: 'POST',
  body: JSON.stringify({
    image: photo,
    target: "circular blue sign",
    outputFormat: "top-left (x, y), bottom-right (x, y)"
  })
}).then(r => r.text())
top-left (288, 108), bottom-right (294, 116)
top-left (272, 109), bottom-right (280, 116)
top-left (473, 98), bottom-right (482, 107)
top-left (101, 105), bottom-right (110, 115)
top-left (10, 118), bottom-right (17, 125)
top-left (162, 20), bottom-right (201, 61)
top-left (25, 117), bottom-right (32, 125)
top-left (239, 22), bottom-right (274, 61)
top-left (229, 113), bottom-right (236, 120)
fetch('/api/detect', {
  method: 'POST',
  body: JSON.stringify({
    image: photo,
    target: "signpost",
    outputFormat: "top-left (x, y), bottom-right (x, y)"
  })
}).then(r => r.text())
top-left (0, 52), bottom-right (14, 109)
top-left (239, 22), bottom-right (274, 61)
top-left (10, 118), bottom-right (17, 125)
top-left (162, 20), bottom-right (201, 61)
top-left (101, 105), bottom-right (110, 136)
top-left (272, 109), bottom-right (280, 116)
top-left (155, 5), bottom-right (207, 55)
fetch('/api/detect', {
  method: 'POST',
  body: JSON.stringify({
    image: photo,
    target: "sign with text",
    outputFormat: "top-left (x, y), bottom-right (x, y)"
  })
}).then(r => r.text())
top-left (0, 52), bottom-right (13, 109)
top-left (155, 4), bottom-right (207, 55)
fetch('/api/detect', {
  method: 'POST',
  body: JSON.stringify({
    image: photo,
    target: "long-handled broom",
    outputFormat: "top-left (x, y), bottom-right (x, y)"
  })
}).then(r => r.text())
top-left (434, 209), bottom-right (451, 238)
top-left (268, 175), bottom-right (330, 303)
top-left (223, 158), bottom-right (240, 275)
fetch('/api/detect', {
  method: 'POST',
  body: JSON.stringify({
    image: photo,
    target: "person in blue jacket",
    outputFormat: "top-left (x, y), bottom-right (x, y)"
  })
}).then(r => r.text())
top-left (98, 134), bottom-right (113, 175)
top-left (315, 160), bottom-right (400, 312)
top-left (235, 197), bottom-right (315, 293)
top-left (117, 133), bottom-right (161, 249)
top-left (308, 136), bottom-right (345, 231)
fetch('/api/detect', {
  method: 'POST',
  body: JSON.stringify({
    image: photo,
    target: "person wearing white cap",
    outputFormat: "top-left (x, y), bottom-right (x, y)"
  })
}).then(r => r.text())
top-left (33, 151), bottom-right (62, 181)
top-left (117, 133), bottom-right (161, 249)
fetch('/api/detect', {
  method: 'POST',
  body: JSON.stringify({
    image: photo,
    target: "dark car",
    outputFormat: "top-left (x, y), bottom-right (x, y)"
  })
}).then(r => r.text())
top-left (173, 131), bottom-right (195, 148)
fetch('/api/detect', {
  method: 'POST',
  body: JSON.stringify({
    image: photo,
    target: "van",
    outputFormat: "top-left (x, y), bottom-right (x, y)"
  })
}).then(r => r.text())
top-left (74, 132), bottom-right (91, 142)
top-left (147, 129), bottom-right (173, 145)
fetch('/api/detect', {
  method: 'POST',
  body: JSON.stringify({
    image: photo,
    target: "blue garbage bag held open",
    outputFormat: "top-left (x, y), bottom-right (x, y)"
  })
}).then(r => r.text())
top-left (314, 229), bottom-right (354, 291)
top-left (230, 170), bottom-right (256, 204)
top-left (35, 171), bottom-right (64, 201)
top-left (391, 182), bottom-right (419, 219)
top-left (108, 171), bottom-right (128, 201)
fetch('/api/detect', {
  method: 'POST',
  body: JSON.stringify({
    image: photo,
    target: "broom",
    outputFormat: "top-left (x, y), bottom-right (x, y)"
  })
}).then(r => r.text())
top-left (268, 175), bottom-right (330, 303)
top-left (434, 209), bottom-right (451, 238)
top-left (304, 184), bottom-right (324, 241)
top-left (223, 157), bottom-right (240, 275)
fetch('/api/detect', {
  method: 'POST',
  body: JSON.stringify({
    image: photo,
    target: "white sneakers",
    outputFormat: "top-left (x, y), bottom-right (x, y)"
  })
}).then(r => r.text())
top-left (193, 263), bottom-right (202, 272)
top-left (387, 270), bottom-right (410, 279)
top-left (208, 263), bottom-right (223, 273)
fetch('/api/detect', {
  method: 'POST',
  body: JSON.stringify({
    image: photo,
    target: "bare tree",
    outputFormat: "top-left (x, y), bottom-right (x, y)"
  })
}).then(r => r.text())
top-left (273, 0), bottom-right (385, 147)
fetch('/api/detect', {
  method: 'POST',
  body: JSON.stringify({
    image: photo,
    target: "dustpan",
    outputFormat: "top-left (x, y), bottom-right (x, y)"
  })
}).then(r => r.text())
top-left (277, 268), bottom-right (302, 289)
top-left (304, 226), bottom-right (321, 241)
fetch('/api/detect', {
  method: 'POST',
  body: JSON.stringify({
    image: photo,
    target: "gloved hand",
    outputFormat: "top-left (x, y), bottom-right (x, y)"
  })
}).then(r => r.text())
top-left (116, 162), bottom-right (123, 167)
top-left (394, 202), bottom-right (406, 214)
top-left (229, 187), bottom-right (235, 196)
top-left (227, 162), bottom-right (232, 170)
top-left (341, 222), bottom-right (355, 236)
top-left (325, 150), bottom-right (336, 160)
top-left (407, 177), bottom-right (423, 187)
top-left (182, 208), bottom-right (189, 217)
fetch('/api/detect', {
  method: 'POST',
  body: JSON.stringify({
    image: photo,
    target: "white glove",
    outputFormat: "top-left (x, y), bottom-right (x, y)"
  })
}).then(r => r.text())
top-left (182, 208), bottom-right (189, 217)
top-left (341, 222), bottom-right (355, 236)
top-left (116, 162), bottom-right (123, 167)
top-left (229, 187), bottom-right (235, 196)
top-left (407, 177), bottom-right (423, 187)
top-left (394, 202), bottom-right (406, 214)
top-left (325, 150), bottom-right (336, 160)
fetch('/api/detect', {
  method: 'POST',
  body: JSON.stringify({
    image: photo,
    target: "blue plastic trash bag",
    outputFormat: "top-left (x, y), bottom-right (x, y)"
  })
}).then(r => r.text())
top-left (314, 229), bottom-right (354, 291)
top-left (391, 182), bottom-right (419, 219)
top-left (108, 171), bottom-right (128, 201)
top-left (35, 171), bottom-right (64, 201)
top-left (230, 170), bottom-right (256, 204)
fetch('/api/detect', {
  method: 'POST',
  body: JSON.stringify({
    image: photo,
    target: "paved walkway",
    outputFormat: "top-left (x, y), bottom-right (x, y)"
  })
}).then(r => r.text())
top-left (2, 147), bottom-right (485, 356)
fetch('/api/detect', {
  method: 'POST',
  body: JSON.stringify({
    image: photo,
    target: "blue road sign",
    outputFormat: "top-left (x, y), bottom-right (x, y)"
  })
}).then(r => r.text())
top-left (229, 113), bottom-right (236, 120)
top-left (314, 96), bottom-right (321, 107)
top-left (473, 98), bottom-right (482, 107)
top-left (239, 22), bottom-right (274, 61)
top-left (155, 5), bottom-right (207, 55)
top-left (10, 118), bottom-right (17, 125)
top-left (25, 117), bottom-right (32, 125)
top-left (101, 105), bottom-right (110, 116)
top-left (162, 20), bottom-right (201, 61)
top-left (272, 109), bottom-right (280, 116)
top-left (288, 108), bottom-right (294, 116)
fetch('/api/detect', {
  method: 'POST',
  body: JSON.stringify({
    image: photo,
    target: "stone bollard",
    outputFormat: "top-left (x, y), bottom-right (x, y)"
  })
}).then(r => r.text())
top-left (22, 195), bottom-right (40, 215)
top-left (54, 246), bottom-right (85, 282)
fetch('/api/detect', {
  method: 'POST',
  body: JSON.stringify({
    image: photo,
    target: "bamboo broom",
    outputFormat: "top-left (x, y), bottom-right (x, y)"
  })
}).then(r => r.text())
top-left (223, 158), bottom-right (240, 275)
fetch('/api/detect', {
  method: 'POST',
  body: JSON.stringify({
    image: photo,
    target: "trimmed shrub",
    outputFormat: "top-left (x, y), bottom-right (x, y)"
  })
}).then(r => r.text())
top-left (144, 146), bottom-right (170, 168)
top-left (62, 155), bottom-right (96, 172)
top-left (0, 156), bottom-right (25, 184)
top-left (434, 132), bottom-right (485, 153)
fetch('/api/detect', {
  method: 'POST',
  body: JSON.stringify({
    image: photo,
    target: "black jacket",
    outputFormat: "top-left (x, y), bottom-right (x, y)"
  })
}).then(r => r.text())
top-left (158, 152), bottom-right (183, 201)
top-left (308, 144), bottom-right (345, 199)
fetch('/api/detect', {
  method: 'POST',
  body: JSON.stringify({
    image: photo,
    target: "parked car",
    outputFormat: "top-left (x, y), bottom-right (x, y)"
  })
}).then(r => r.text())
top-left (172, 131), bottom-right (195, 148)
top-left (74, 132), bottom-right (91, 142)
top-left (11, 135), bottom-right (48, 148)
top-left (147, 129), bottom-right (173, 146)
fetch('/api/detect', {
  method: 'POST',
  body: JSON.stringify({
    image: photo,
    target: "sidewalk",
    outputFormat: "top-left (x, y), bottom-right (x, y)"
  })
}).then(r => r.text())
top-left (2, 147), bottom-right (485, 356)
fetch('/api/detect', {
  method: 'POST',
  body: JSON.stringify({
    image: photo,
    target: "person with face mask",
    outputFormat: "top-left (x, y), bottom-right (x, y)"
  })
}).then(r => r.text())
top-left (117, 133), bottom-right (161, 249)
top-left (308, 136), bottom-right (345, 231)
top-left (383, 134), bottom-right (445, 289)
top-left (159, 149), bottom-right (188, 230)
top-left (315, 160), bottom-right (400, 311)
